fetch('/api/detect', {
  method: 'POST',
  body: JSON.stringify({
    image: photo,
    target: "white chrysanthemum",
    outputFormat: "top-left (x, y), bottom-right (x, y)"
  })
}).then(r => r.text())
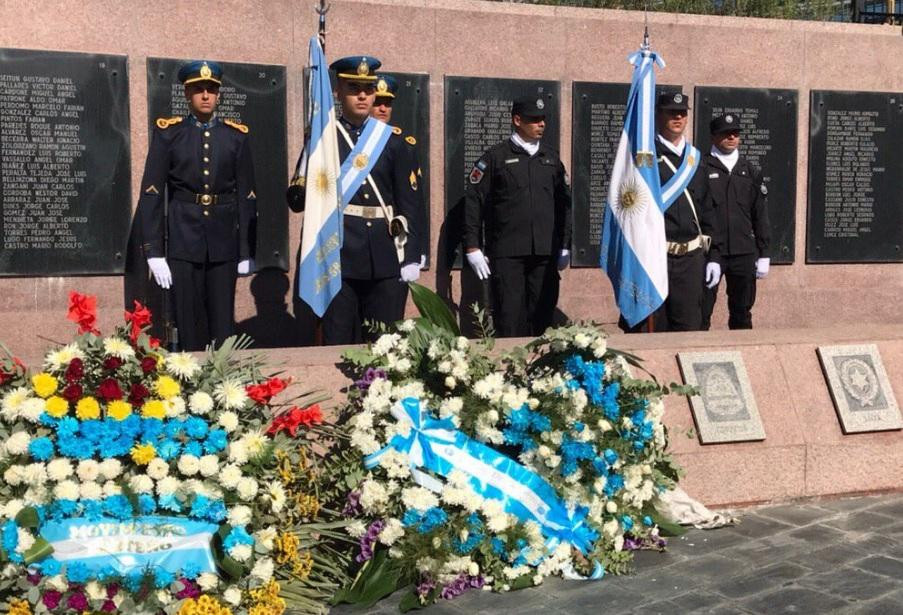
top-left (47, 458), bottom-right (74, 482)
top-left (129, 474), bottom-right (154, 494)
top-left (219, 464), bottom-right (243, 489)
top-left (18, 397), bottom-right (45, 423)
top-left (76, 460), bottom-right (101, 482)
top-left (197, 572), bottom-right (218, 591)
top-left (606, 500), bottom-right (618, 514)
top-left (23, 485), bottom-right (48, 507)
top-left (241, 430), bottom-right (267, 457)
top-left (250, 557), bottom-right (274, 583)
top-left (43, 343), bottom-right (84, 372)
top-left (378, 518), bottom-right (404, 546)
top-left (402, 486), bottom-right (439, 513)
top-left (398, 319), bottom-right (415, 332)
top-left (217, 411), bottom-right (239, 433)
top-left (439, 397), bottom-right (463, 418)
top-left (189, 391), bottom-right (215, 414)
top-left (156, 476), bottom-right (180, 496)
top-left (603, 519), bottom-right (620, 538)
top-left (103, 337), bottom-right (135, 360)
top-left (229, 543), bottom-right (252, 562)
top-left (236, 477), bottom-right (259, 501)
top-left (2, 499), bottom-right (25, 521)
top-left (165, 397), bottom-right (186, 418)
top-left (177, 455), bottom-right (200, 477)
top-left (359, 478), bottom-right (389, 513)
top-left (54, 479), bottom-right (80, 501)
top-left (350, 430), bottom-right (381, 455)
top-left (23, 463), bottom-right (47, 486)
top-left (214, 380), bottom-right (248, 410)
top-left (85, 581), bottom-right (106, 601)
top-left (228, 505), bottom-right (252, 527)
top-left (227, 441), bottom-right (248, 465)
top-left (147, 458), bottom-right (170, 480)
top-left (155, 589), bottom-right (174, 605)
top-left (198, 455), bottom-right (219, 477)
top-left (378, 449), bottom-right (411, 480)
top-left (223, 587), bottom-right (243, 606)
top-left (103, 480), bottom-right (123, 498)
top-left (80, 481), bottom-right (103, 501)
top-left (165, 352), bottom-right (201, 380)
top-left (4, 466), bottom-right (24, 487)
top-left (5, 431), bottom-right (31, 456)
top-left (372, 333), bottom-right (401, 357)
top-left (265, 483), bottom-right (286, 513)
top-left (346, 520), bottom-right (367, 539)
top-left (14, 529), bottom-right (34, 554)
top-left (98, 459), bottom-right (122, 480)
top-left (254, 527), bottom-right (277, 551)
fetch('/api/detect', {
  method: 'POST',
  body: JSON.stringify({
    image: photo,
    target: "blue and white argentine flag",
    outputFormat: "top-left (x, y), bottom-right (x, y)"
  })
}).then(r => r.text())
top-left (599, 47), bottom-right (668, 327)
top-left (298, 36), bottom-right (343, 317)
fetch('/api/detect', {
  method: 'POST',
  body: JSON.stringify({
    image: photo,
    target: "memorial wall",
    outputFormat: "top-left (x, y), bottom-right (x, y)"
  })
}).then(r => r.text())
top-left (0, 0), bottom-right (901, 356)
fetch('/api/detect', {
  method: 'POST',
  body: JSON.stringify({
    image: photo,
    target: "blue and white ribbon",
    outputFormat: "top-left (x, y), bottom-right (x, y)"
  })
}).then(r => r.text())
top-left (659, 144), bottom-right (701, 211)
top-left (337, 117), bottom-right (392, 206)
top-left (365, 398), bottom-right (604, 578)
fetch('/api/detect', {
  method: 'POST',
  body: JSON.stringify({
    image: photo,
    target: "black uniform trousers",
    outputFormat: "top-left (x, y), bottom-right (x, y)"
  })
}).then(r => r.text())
top-left (170, 258), bottom-right (237, 351)
top-left (702, 253), bottom-right (757, 330)
top-left (490, 255), bottom-right (559, 338)
top-left (322, 277), bottom-right (408, 345)
top-left (620, 249), bottom-right (706, 333)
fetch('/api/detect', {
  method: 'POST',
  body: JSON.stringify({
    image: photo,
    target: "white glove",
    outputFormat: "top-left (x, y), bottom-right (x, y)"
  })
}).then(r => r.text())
top-left (147, 257), bottom-right (172, 289)
top-left (756, 257), bottom-right (770, 279)
top-left (237, 259), bottom-right (255, 276)
top-left (465, 249), bottom-right (491, 280)
top-left (705, 262), bottom-right (722, 289)
top-left (399, 262), bottom-right (421, 283)
top-left (419, 254), bottom-right (427, 269)
top-left (557, 249), bottom-right (571, 271)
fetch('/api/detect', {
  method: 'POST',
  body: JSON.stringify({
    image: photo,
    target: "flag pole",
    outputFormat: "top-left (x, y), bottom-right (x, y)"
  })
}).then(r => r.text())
top-left (643, 3), bottom-right (656, 334)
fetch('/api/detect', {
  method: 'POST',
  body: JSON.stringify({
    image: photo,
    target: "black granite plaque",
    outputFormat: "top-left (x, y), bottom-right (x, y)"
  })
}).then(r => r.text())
top-left (443, 77), bottom-right (560, 268)
top-left (694, 87), bottom-right (798, 264)
top-left (145, 58), bottom-right (288, 270)
top-left (807, 90), bottom-right (903, 263)
top-left (0, 48), bottom-right (130, 276)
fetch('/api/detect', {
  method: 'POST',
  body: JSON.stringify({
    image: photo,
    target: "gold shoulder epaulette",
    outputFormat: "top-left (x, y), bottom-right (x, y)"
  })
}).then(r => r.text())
top-left (405, 135), bottom-right (417, 146)
top-left (224, 119), bottom-right (249, 134)
top-left (155, 116), bottom-right (183, 130)
top-left (391, 125), bottom-right (402, 135)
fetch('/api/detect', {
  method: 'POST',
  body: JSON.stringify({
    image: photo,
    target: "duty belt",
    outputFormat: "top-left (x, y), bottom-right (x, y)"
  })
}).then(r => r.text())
top-left (666, 235), bottom-right (702, 256)
top-left (344, 204), bottom-right (393, 219)
top-left (172, 191), bottom-right (237, 206)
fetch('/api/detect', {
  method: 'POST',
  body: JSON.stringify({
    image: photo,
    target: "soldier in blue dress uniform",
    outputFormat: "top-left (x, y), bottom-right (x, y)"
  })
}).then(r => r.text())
top-left (136, 60), bottom-right (257, 350)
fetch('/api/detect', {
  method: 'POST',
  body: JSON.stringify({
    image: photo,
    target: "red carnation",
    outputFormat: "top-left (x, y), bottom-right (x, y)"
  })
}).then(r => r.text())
top-left (267, 404), bottom-right (323, 437)
top-left (103, 356), bottom-right (124, 371)
top-left (65, 358), bottom-right (84, 383)
top-left (246, 377), bottom-right (290, 406)
top-left (66, 291), bottom-right (100, 335)
top-left (62, 383), bottom-right (83, 402)
top-left (124, 301), bottom-right (153, 343)
top-left (149, 337), bottom-right (161, 349)
top-left (0, 357), bottom-right (25, 386)
top-left (97, 378), bottom-right (124, 401)
top-left (140, 356), bottom-right (157, 374)
top-left (128, 383), bottom-right (150, 405)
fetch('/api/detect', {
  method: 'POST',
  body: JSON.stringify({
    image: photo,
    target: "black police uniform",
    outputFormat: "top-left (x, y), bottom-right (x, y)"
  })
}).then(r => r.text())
top-left (137, 114), bottom-right (257, 350)
top-left (701, 145), bottom-right (770, 330)
top-left (287, 116), bottom-right (421, 345)
top-left (463, 132), bottom-right (572, 337)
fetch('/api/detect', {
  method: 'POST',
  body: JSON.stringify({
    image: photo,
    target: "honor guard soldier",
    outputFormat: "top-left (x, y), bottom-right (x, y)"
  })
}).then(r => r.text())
top-left (287, 56), bottom-right (422, 345)
top-left (623, 92), bottom-right (723, 332)
top-left (701, 113), bottom-right (771, 330)
top-left (136, 60), bottom-right (257, 350)
top-left (463, 96), bottom-right (572, 337)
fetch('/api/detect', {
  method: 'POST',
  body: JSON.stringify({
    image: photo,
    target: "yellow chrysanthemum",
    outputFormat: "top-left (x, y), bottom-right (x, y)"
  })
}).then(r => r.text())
top-left (141, 399), bottom-right (166, 419)
top-left (45, 395), bottom-right (69, 418)
top-left (107, 400), bottom-right (132, 421)
top-left (75, 397), bottom-right (101, 420)
top-left (155, 375), bottom-right (181, 399)
top-left (130, 443), bottom-right (156, 465)
top-left (31, 372), bottom-right (58, 398)
top-left (177, 595), bottom-right (233, 615)
top-left (7, 598), bottom-right (31, 615)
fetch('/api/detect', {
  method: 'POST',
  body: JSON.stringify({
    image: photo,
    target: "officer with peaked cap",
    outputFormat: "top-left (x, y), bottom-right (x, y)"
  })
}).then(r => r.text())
top-left (136, 60), bottom-right (257, 350)
top-left (463, 95), bottom-right (572, 337)
top-left (287, 56), bottom-right (422, 344)
top-left (701, 113), bottom-right (771, 330)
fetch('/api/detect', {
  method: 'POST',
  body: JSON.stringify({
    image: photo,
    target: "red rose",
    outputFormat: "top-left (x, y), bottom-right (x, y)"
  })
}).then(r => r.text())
top-left (97, 378), bottom-right (124, 401)
top-left (128, 383), bottom-right (150, 405)
top-left (246, 377), bottom-right (290, 406)
top-left (65, 358), bottom-right (84, 383)
top-left (62, 383), bottom-right (83, 402)
top-left (140, 356), bottom-right (157, 374)
top-left (124, 300), bottom-right (153, 342)
top-left (66, 291), bottom-right (100, 335)
top-left (103, 356), bottom-right (124, 371)
top-left (267, 404), bottom-right (323, 437)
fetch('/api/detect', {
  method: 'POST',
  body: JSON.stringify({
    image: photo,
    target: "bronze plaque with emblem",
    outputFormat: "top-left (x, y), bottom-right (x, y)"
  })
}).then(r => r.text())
top-left (443, 77), bottom-right (560, 269)
top-left (694, 86), bottom-right (798, 264)
top-left (806, 90), bottom-right (902, 263)
top-left (0, 47), bottom-right (130, 276)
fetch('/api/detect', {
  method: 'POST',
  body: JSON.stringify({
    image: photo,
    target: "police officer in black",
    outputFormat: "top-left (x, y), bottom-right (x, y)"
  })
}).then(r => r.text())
top-left (623, 92), bottom-right (723, 332)
top-left (287, 56), bottom-right (421, 345)
top-left (137, 60), bottom-right (257, 351)
top-left (463, 96), bottom-right (572, 338)
top-left (701, 113), bottom-right (771, 330)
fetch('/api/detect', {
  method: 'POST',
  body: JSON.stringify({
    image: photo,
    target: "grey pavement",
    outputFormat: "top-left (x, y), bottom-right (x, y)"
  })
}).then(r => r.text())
top-left (331, 492), bottom-right (903, 614)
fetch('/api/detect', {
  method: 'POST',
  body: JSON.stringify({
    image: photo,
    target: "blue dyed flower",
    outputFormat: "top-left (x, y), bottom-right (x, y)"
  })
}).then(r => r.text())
top-left (40, 558), bottom-right (62, 576)
top-left (124, 570), bottom-right (144, 592)
top-left (154, 567), bottom-right (175, 588)
top-left (203, 429), bottom-right (227, 453)
top-left (181, 562), bottom-right (200, 580)
top-left (96, 565), bottom-right (119, 581)
top-left (157, 439), bottom-right (181, 461)
top-left (183, 440), bottom-right (203, 458)
top-left (621, 515), bottom-right (634, 531)
top-left (418, 507), bottom-right (448, 533)
top-left (158, 494), bottom-right (182, 513)
top-left (164, 418), bottom-right (186, 439)
top-left (56, 416), bottom-right (79, 436)
top-left (190, 495), bottom-right (210, 519)
top-left (185, 417), bottom-right (209, 439)
top-left (138, 494), bottom-right (157, 514)
top-left (79, 419), bottom-right (103, 442)
top-left (224, 526), bottom-right (254, 550)
top-left (205, 500), bottom-right (227, 523)
top-left (2, 520), bottom-right (18, 553)
top-left (66, 561), bottom-right (90, 584)
top-left (28, 437), bottom-right (54, 461)
top-left (102, 495), bottom-right (133, 520)
top-left (643, 516), bottom-right (654, 527)
top-left (120, 415), bottom-right (142, 438)
top-left (402, 509), bottom-right (421, 526)
top-left (603, 449), bottom-right (619, 465)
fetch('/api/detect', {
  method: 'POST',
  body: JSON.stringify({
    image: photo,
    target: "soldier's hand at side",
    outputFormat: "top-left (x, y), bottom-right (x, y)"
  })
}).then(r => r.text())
top-left (756, 257), bottom-right (770, 279)
top-left (705, 262), bottom-right (721, 289)
top-left (147, 257), bottom-right (172, 289)
top-left (465, 249), bottom-right (491, 280)
top-left (557, 249), bottom-right (571, 271)
top-left (237, 259), bottom-right (255, 276)
top-left (399, 262), bottom-right (421, 283)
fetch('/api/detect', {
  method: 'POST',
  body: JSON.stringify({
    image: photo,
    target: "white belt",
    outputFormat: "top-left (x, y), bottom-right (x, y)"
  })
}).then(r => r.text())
top-left (666, 235), bottom-right (702, 256)
top-left (344, 204), bottom-right (393, 219)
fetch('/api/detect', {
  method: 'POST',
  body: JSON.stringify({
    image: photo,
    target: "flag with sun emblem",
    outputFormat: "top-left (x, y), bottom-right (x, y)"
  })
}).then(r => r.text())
top-left (298, 36), bottom-right (343, 317)
top-left (599, 45), bottom-right (668, 327)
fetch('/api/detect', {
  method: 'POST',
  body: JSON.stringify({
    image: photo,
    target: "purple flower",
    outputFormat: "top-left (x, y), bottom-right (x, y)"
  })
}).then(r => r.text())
top-left (343, 491), bottom-right (362, 517)
top-left (440, 574), bottom-right (485, 600)
top-left (42, 590), bottom-right (62, 609)
top-left (355, 367), bottom-right (387, 391)
top-left (67, 590), bottom-right (89, 611)
top-left (416, 575), bottom-right (437, 597)
top-left (356, 519), bottom-right (386, 563)
top-left (176, 579), bottom-right (201, 600)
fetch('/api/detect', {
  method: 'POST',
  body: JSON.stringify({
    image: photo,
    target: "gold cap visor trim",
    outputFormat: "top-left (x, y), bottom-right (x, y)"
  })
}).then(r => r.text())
top-left (183, 76), bottom-right (223, 86)
top-left (336, 72), bottom-right (378, 82)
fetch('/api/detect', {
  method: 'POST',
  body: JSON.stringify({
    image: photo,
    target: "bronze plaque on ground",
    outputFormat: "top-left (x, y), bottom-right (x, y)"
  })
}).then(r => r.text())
top-left (678, 351), bottom-right (766, 444)
top-left (817, 344), bottom-right (902, 434)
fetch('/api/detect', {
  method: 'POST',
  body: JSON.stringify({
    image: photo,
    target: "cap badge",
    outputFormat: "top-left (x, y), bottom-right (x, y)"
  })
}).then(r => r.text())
top-left (674, 93), bottom-right (683, 103)
top-left (357, 59), bottom-right (369, 76)
top-left (200, 63), bottom-right (212, 79)
top-left (377, 79), bottom-right (388, 93)
top-left (726, 115), bottom-right (734, 123)
top-left (536, 98), bottom-right (545, 110)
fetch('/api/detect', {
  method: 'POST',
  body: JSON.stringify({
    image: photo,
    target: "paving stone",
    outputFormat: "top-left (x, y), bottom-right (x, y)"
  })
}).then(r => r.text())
top-left (822, 511), bottom-right (900, 533)
top-left (671, 553), bottom-right (749, 582)
top-left (799, 567), bottom-right (899, 602)
top-left (849, 590), bottom-right (903, 615)
top-left (814, 495), bottom-right (892, 513)
top-left (740, 586), bottom-right (851, 614)
top-left (602, 565), bottom-right (698, 603)
top-left (713, 562), bottom-right (810, 598)
top-left (629, 546), bottom-right (685, 569)
top-left (548, 582), bottom-right (640, 614)
top-left (867, 497), bottom-right (903, 518)
top-left (785, 542), bottom-right (870, 572)
top-left (756, 504), bottom-right (838, 527)
top-left (629, 599), bottom-right (683, 614)
top-left (673, 527), bottom-right (748, 554)
top-left (788, 522), bottom-right (847, 544)
top-left (848, 531), bottom-right (903, 553)
top-left (668, 589), bottom-right (740, 611)
top-left (853, 555), bottom-right (903, 579)
top-left (723, 514), bottom-right (795, 538)
top-left (727, 540), bottom-right (805, 568)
